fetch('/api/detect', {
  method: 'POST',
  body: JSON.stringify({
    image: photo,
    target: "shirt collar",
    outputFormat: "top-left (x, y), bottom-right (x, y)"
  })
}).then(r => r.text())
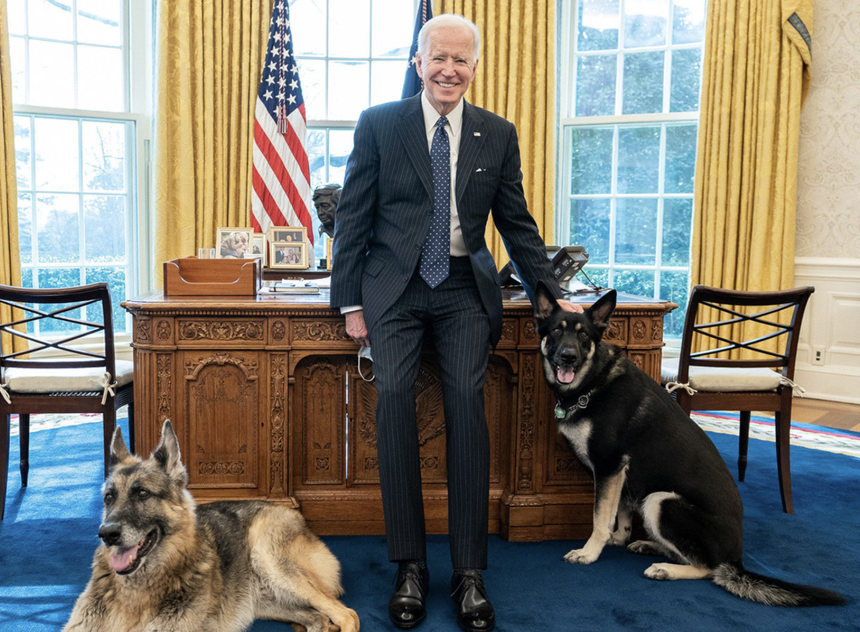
top-left (420, 91), bottom-right (464, 138)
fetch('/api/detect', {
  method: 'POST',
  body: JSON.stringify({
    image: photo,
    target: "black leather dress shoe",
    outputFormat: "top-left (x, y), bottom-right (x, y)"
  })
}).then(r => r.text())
top-left (389, 561), bottom-right (429, 629)
top-left (451, 570), bottom-right (495, 632)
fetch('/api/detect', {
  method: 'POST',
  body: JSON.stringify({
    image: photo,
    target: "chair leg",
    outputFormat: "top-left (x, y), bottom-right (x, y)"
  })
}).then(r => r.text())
top-left (1, 414), bottom-right (9, 520)
top-left (737, 411), bottom-right (751, 483)
top-left (103, 407), bottom-right (116, 479)
top-left (18, 413), bottom-right (30, 488)
top-left (127, 401), bottom-right (135, 455)
top-left (775, 394), bottom-right (794, 514)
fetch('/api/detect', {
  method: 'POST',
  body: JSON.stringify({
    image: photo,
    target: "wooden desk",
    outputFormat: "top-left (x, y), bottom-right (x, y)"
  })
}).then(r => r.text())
top-left (123, 288), bottom-right (675, 541)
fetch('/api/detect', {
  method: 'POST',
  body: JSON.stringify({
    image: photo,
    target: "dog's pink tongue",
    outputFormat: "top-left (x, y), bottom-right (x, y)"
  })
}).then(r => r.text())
top-left (110, 544), bottom-right (140, 572)
top-left (557, 367), bottom-right (576, 384)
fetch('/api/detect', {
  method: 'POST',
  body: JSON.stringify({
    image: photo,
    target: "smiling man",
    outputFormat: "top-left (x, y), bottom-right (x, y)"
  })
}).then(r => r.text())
top-left (330, 14), bottom-right (577, 632)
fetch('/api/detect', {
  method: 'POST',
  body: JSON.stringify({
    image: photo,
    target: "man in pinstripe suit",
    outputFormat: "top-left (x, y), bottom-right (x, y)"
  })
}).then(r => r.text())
top-left (330, 14), bottom-right (579, 632)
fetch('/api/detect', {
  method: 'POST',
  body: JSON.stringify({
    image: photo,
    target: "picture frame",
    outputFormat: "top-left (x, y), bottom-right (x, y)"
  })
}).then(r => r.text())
top-left (215, 227), bottom-right (254, 259)
top-left (269, 241), bottom-right (309, 270)
top-left (325, 236), bottom-right (333, 271)
top-left (268, 226), bottom-right (306, 245)
top-left (251, 233), bottom-right (267, 263)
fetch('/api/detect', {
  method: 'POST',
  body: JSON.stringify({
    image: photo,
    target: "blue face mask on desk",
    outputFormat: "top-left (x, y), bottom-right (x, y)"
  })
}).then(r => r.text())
top-left (358, 346), bottom-right (374, 382)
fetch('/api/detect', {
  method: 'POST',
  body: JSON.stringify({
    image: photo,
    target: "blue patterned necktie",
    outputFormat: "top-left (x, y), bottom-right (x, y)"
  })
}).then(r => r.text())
top-left (419, 116), bottom-right (450, 288)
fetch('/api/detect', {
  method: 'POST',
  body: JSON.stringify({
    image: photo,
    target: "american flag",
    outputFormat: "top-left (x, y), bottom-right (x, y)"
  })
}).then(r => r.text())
top-left (402, 0), bottom-right (433, 98)
top-left (251, 0), bottom-right (314, 244)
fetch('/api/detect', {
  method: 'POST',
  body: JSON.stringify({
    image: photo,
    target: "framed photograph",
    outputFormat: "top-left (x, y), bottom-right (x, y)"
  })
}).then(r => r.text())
top-left (251, 232), bottom-right (266, 263)
top-left (270, 241), bottom-right (309, 269)
top-left (326, 236), bottom-right (333, 271)
top-left (268, 226), bottom-right (306, 245)
top-left (216, 227), bottom-right (254, 259)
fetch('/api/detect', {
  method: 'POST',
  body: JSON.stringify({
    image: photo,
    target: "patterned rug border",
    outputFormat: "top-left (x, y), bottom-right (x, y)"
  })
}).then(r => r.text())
top-left (691, 412), bottom-right (860, 459)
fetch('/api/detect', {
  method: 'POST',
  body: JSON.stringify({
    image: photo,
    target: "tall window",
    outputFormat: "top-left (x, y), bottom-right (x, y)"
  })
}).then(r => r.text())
top-left (560, 0), bottom-right (706, 337)
top-left (289, 0), bottom-right (415, 259)
top-left (9, 0), bottom-right (149, 335)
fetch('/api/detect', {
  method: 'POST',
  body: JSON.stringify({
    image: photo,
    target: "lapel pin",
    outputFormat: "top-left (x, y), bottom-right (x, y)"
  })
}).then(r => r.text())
top-left (474, 132), bottom-right (481, 136)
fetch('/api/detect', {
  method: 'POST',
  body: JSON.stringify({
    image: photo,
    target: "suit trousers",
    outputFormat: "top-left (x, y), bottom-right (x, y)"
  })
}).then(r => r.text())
top-left (368, 257), bottom-right (491, 569)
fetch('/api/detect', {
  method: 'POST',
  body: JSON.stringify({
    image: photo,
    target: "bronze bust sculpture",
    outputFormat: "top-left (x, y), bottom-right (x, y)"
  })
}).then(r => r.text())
top-left (313, 183), bottom-right (341, 238)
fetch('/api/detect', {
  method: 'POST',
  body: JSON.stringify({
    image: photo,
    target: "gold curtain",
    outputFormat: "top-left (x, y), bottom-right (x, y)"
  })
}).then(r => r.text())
top-left (0, 0), bottom-right (25, 354)
top-left (153, 1), bottom-right (270, 284)
top-left (691, 0), bottom-right (811, 354)
top-left (438, 0), bottom-right (556, 265)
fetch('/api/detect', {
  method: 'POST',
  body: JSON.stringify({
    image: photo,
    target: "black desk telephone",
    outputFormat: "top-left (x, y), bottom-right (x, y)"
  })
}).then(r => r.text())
top-left (499, 245), bottom-right (589, 286)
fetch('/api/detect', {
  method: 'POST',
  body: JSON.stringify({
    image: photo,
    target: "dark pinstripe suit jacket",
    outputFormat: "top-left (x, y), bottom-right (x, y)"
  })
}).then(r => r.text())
top-left (330, 94), bottom-right (562, 345)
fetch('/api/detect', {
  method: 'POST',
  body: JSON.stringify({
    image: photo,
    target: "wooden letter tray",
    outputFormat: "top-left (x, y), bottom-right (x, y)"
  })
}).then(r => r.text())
top-left (163, 257), bottom-right (262, 297)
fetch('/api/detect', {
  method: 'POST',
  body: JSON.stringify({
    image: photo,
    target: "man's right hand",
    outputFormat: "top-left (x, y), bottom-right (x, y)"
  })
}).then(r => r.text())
top-left (345, 310), bottom-right (371, 348)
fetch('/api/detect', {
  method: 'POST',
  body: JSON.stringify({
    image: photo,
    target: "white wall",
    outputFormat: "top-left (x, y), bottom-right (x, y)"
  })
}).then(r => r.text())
top-left (794, 0), bottom-right (860, 404)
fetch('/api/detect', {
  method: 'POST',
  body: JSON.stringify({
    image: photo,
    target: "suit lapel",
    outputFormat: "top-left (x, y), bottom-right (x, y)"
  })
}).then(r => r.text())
top-left (396, 95), bottom-right (434, 200)
top-left (456, 102), bottom-right (486, 204)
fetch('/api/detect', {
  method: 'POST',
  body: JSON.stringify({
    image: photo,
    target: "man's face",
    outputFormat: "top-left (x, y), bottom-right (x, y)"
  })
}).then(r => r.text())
top-left (416, 25), bottom-right (478, 116)
top-left (315, 196), bottom-right (336, 224)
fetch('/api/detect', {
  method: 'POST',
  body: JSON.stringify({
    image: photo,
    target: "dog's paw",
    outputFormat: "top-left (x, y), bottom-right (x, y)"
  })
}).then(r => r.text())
top-left (563, 548), bottom-right (598, 565)
top-left (628, 540), bottom-right (662, 556)
top-left (609, 529), bottom-right (631, 546)
top-left (644, 563), bottom-right (671, 581)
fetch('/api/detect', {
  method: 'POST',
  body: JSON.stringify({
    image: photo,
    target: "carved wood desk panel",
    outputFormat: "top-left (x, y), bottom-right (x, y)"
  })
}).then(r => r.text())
top-left (123, 289), bottom-right (675, 541)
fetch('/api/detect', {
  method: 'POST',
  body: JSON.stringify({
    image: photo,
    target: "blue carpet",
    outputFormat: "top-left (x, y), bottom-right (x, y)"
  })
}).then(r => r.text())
top-left (1, 418), bottom-right (857, 631)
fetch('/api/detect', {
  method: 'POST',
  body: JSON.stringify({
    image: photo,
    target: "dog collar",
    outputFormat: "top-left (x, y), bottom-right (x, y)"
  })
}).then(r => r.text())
top-left (554, 390), bottom-right (593, 418)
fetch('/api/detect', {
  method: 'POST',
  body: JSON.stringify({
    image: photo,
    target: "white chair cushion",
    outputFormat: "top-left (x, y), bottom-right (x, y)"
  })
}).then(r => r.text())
top-left (4, 359), bottom-right (134, 394)
top-left (661, 357), bottom-right (782, 392)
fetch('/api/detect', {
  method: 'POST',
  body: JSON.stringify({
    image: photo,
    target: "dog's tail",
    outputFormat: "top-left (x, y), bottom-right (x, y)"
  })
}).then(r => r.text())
top-left (713, 563), bottom-right (844, 607)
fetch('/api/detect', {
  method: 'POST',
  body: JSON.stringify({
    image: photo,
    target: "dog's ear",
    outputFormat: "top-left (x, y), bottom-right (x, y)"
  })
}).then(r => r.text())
top-left (588, 289), bottom-right (617, 335)
top-left (533, 281), bottom-right (559, 323)
top-left (153, 419), bottom-right (187, 484)
top-left (109, 426), bottom-right (132, 469)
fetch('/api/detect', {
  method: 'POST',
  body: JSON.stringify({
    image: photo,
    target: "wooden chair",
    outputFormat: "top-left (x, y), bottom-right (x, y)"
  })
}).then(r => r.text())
top-left (0, 282), bottom-right (134, 520)
top-left (661, 285), bottom-right (814, 513)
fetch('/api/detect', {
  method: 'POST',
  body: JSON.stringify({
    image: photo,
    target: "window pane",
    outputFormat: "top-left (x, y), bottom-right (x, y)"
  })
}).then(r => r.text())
top-left (570, 127), bottom-right (613, 195)
top-left (615, 198), bottom-right (657, 265)
top-left (329, 0), bottom-right (370, 58)
top-left (576, 55), bottom-right (616, 117)
top-left (583, 266), bottom-right (609, 288)
top-left (77, 0), bottom-right (122, 46)
top-left (18, 193), bottom-right (32, 265)
top-left (622, 51), bottom-right (664, 115)
top-left (85, 195), bottom-right (125, 262)
top-left (14, 116), bottom-right (32, 190)
top-left (83, 121), bottom-right (126, 192)
top-left (28, 0), bottom-right (74, 40)
top-left (371, 60), bottom-right (405, 106)
top-left (669, 48), bottom-right (702, 112)
top-left (37, 193), bottom-right (80, 264)
top-left (617, 126), bottom-right (660, 194)
top-left (328, 61), bottom-right (369, 120)
top-left (662, 198), bottom-right (693, 266)
top-left (35, 118), bottom-right (80, 191)
top-left (623, 0), bottom-right (668, 48)
top-left (307, 130), bottom-right (327, 188)
top-left (673, 0), bottom-right (706, 44)
top-left (613, 268), bottom-right (655, 297)
top-left (78, 46), bottom-right (124, 112)
top-left (298, 59), bottom-right (326, 119)
top-left (291, 0), bottom-right (326, 56)
top-left (371, 0), bottom-right (412, 57)
top-left (8, 0), bottom-right (26, 34)
top-left (329, 129), bottom-right (354, 185)
top-left (569, 198), bottom-right (610, 264)
top-left (9, 37), bottom-right (25, 103)
top-left (664, 124), bottom-right (697, 193)
top-left (29, 40), bottom-right (75, 108)
top-left (660, 271), bottom-right (690, 338)
top-left (85, 266), bottom-right (127, 333)
top-left (577, 0), bottom-right (620, 52)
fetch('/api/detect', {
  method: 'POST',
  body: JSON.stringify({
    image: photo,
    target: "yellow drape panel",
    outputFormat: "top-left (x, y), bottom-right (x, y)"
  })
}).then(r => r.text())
top-left (438, 0), bottom-right (556, 266)
top-left (0, 0), bottom-right (25, 354)
top-left (691, 0), bottom-right (811, 354)
top-left (153, 1), bottom-right (270, 285)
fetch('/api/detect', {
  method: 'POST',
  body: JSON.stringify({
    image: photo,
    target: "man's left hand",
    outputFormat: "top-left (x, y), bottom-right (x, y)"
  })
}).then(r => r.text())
top-left (557, 299), bottom-right (584, 314)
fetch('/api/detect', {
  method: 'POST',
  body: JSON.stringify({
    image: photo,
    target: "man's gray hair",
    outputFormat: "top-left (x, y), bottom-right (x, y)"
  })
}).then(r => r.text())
top-left (417, 14), bottom-right (480, 62)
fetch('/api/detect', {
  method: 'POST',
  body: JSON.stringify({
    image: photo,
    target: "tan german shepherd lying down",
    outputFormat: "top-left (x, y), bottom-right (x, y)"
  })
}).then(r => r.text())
top-left (63, 420), bottom-right (360, 632)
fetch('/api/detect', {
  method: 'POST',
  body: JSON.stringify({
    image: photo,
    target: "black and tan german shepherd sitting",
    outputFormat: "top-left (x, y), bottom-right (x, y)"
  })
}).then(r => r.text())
top-left (533, 283), bottom-right (843, 607)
